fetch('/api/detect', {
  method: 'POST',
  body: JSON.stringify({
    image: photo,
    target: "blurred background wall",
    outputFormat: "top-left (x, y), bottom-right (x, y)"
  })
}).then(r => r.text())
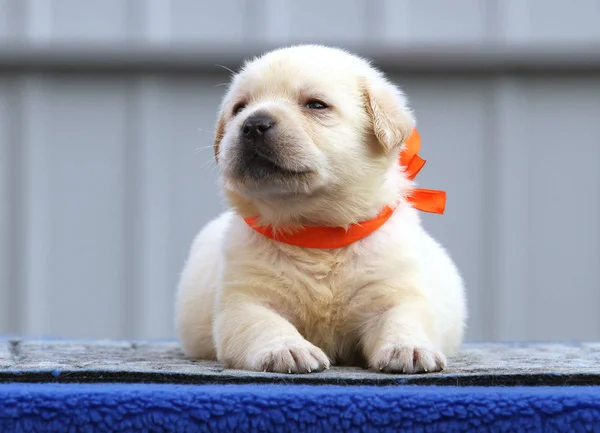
top-left (0, 0), bottom-right (599, 342)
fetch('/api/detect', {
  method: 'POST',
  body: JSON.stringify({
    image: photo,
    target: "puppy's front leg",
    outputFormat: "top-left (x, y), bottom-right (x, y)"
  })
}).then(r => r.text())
top-left (361, 294), bottom-right (446, 374)
top-left (215, 297), bottom-right (330, 373)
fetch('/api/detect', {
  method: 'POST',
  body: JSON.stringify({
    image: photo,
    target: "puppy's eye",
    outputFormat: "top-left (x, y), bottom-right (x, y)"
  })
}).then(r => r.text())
top-left (305, 99), bottom-right (328, 110)
top-left (232, 102), bottom-right (247, 116)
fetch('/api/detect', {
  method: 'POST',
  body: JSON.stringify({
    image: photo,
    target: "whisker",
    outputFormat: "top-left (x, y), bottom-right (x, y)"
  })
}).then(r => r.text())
top-left (216, 64), bottom-right (236, 75)
top-left (198, 159), bottom-right (217, 171)
top-left (194, 144), bottom-right (216, 152)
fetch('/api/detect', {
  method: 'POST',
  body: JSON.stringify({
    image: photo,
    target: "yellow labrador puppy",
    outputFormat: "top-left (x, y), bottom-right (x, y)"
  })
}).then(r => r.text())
top-left (176, 45), bottom-right (466, 374)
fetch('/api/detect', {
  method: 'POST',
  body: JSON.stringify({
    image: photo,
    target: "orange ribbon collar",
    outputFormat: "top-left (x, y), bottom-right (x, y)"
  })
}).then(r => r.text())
top-left (243, 129), bottom-right (446, 249)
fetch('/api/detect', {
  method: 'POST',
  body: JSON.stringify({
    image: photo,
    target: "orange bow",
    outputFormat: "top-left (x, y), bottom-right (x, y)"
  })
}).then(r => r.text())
top-left (243, 128), bottom-right (446, 249)
top-left (401, 129), bottom-right (446, 214)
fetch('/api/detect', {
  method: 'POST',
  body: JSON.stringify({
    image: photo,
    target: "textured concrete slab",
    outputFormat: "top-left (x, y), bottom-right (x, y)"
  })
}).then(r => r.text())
top-left (1, 339), bottom-right (600, 386)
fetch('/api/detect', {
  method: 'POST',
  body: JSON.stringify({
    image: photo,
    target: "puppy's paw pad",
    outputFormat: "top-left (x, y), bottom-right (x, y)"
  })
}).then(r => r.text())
top-left (370, 344), bottom-right (446, 374)
top-left (252, 340), bottom-right (330, 374)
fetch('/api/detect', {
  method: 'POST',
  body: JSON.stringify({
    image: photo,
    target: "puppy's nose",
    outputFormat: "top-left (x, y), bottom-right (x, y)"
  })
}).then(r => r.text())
top-left (241, 114), bottom-right (275, 138)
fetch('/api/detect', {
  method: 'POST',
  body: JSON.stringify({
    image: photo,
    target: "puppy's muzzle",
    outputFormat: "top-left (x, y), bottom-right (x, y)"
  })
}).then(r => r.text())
top-left (236, 111), bottom-right (304, 180)
top-left (242, 113), bottom-right (275, 139)
top-left (240, 112), bottom-right (279, 164)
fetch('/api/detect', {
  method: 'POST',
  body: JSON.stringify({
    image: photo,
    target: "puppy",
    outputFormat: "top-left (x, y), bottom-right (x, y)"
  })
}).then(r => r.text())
top-left (176, 45), bottom-right (467, 374)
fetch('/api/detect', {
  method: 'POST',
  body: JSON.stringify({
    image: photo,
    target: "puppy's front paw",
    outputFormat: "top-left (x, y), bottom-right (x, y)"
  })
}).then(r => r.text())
top-left (248, 339), bottom-right (330, 374)
top-left (369, 343), bottom-right (446, 374)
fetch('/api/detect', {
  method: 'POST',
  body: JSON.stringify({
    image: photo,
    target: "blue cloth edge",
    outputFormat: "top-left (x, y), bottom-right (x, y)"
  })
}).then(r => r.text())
top-left (1, 383), bottom-right (600, 432)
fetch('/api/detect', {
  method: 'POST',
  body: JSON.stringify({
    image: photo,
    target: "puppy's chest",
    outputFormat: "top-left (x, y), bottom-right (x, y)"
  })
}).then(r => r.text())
top-left (277, 249), bottom-right (376, 347)
top-left (285, 249), bottom-right (357, 300)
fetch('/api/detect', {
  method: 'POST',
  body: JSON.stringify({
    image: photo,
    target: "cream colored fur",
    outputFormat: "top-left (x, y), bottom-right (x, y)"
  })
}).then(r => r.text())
top-left (176, 45), bottom-right (467, 374)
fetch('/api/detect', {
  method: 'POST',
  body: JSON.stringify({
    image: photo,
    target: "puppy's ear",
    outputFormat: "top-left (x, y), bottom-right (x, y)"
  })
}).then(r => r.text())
top-left (213, 112), bottom-right (226, 162)
top-left (363, 77), bottom-right (415, 153)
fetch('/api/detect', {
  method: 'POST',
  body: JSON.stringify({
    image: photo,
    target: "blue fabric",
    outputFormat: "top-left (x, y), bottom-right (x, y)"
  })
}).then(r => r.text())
top-left (1, 383), bottom-right (600, 432)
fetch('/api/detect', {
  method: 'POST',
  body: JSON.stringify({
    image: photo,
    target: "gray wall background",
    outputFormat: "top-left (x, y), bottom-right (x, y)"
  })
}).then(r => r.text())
top-left (1, 0), bottom-right (599, 342)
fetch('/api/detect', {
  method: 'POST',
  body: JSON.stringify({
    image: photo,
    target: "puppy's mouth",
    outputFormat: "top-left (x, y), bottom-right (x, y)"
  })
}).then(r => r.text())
top-left (239, 148), bottom-right (312, 181)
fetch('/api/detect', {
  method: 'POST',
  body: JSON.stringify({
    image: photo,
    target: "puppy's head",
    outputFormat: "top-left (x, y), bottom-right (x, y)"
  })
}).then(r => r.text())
top-left (214, 45), bottom-right (415, 227)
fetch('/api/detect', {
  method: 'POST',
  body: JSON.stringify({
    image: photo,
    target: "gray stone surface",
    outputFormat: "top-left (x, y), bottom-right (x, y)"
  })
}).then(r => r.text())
top-left (1, 339), bottom-right (600, 386)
